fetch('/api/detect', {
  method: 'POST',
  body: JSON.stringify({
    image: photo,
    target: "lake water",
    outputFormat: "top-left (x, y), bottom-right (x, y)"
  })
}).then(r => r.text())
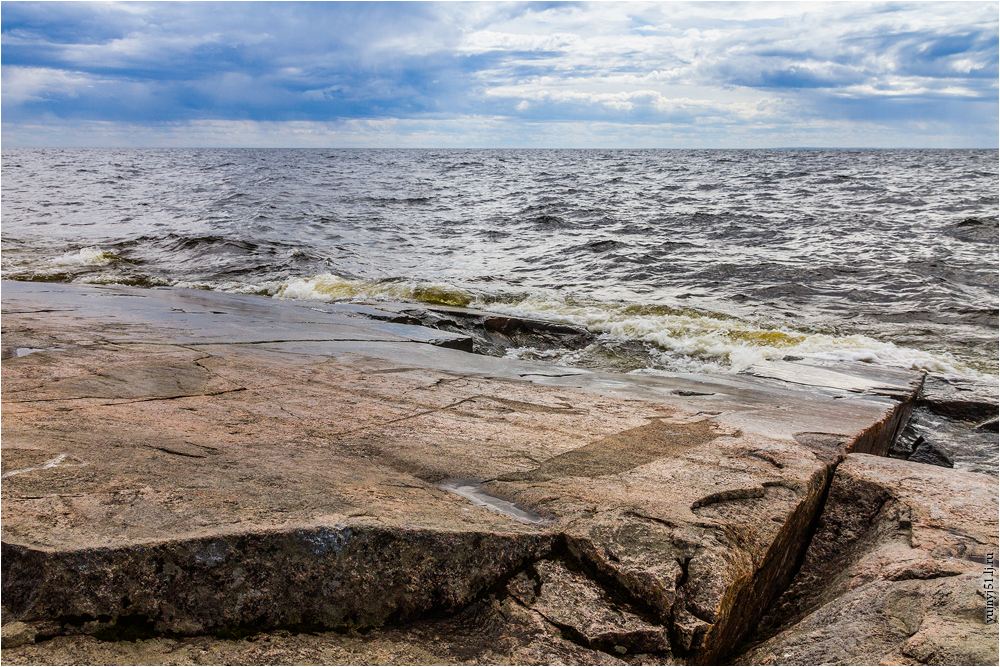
top-left (2, 147), bottom-right (996, 380)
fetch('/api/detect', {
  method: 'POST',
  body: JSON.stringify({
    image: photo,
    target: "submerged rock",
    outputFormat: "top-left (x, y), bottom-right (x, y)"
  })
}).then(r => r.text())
top-left (358, 302), bottom-right (596, 358)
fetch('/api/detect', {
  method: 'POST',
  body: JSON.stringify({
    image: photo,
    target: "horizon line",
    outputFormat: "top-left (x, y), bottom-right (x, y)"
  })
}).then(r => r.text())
top-left (2, 146), bottom-right (997, 151)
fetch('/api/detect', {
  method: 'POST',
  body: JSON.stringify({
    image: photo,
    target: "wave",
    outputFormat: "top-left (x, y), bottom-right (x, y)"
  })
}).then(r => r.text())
top-left (53, 247), bottom-right (121, 267)
top-left (2, 256), bottom-right (987, 381)
top-left (472, 291), bottom-right (972, 377)
top-left (251, 273), bottom-right (977, 379)
top-left (78, 273), bottom-right (171, 288)
top-left (270, 273), bottom-right (476, 307)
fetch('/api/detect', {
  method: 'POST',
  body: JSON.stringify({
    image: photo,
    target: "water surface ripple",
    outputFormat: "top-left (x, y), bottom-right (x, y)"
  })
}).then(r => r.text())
top-left (2, 148), bottom-right (997, 378)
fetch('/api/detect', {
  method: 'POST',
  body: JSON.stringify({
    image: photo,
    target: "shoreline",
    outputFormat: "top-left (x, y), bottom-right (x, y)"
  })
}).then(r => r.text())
top-left (2, 280), bottom-right (996, 665)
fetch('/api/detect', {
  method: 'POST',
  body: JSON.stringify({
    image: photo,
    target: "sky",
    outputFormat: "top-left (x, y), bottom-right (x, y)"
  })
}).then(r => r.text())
top-left (2, 1), bottom-right (997, 148)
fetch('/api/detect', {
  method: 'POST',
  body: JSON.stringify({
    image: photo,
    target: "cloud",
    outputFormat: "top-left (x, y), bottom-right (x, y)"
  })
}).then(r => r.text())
top-left (1, 1), bottom-right (996, 147)
top-left (1, 65), bottom-right (103, 103)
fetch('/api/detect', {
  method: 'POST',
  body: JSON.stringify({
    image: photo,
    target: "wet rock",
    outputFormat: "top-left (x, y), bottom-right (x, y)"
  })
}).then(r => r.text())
top-left (918, 375), bottom-right (998, 423)
top-left (891, 374), bottom-right (997, 476)
top-left (976, 417), bottom-right (998, 432)
top-left (743, 357), bottom-right (926, 403)
top-left (351, 301), bottom-right (676, 373)
top-left (908, 439), bottom-right (954, 468)
top-left (895, 406), bottom-right (998, 476)
top-left (888, 417), bottom-right (923, 459)
top-left (482, 315), bottom-right (592, 348)
top-left (365, 304), bottom-right (596, 358)
top-left (737, 454), bottom-right (999, 666)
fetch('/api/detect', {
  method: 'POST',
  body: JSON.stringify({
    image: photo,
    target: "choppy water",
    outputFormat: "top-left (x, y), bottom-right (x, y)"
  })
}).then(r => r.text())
top-left (2, 148), bottom-right (997, 379)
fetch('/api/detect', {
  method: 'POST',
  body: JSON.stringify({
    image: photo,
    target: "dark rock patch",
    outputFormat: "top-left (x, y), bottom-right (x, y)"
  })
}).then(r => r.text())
top-left (363, 304), bottom-right (595, 358)
top-left (891, 375), bottom-right (999, 477)
top-left (918, 375), bottom-right (998, 423)
top-left (908, 440), bottom-right (954, 468)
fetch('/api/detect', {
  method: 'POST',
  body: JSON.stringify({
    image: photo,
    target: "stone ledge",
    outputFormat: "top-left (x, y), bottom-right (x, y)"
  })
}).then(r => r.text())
top-left (1, 281), bottom-right (929, 664)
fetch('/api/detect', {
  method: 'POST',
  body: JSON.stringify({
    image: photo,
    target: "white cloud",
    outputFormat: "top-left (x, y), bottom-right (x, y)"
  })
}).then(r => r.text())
top-left (1, 66), bottom-right (101, 103)
top-left (458, 30), bottom-right (583, 53)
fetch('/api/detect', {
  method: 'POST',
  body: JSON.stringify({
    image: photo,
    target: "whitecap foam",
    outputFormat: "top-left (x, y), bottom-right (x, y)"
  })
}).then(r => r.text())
top-left (55, 246), bottom-right (118, 267)
top-left (471, 292), bottom-right (979, 379)
top-left (173, 272), bottom-right (988, 381)
top-left (271, 273), bottom-right (476, 307)
top-left (76, 272), bottom-right (170, 287)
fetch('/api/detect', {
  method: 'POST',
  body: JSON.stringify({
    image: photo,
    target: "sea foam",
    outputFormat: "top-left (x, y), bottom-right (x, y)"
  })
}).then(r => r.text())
top-left (265, 273), bottom-right (977, 379)
top-left (480, 293), bottom-right (972, 377)
top-left (55, 247), bottom-right (118, 267)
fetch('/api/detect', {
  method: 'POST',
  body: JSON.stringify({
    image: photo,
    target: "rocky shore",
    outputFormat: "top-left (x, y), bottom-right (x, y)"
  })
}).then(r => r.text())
top-left (2, 281), bottom-right (996, 665)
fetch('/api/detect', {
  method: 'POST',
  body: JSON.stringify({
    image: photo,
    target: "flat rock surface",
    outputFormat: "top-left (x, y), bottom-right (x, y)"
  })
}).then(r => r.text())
top-left (737, 453), bottom-right (999, 666)
top-left (1, 281), bottom-right (925, 664)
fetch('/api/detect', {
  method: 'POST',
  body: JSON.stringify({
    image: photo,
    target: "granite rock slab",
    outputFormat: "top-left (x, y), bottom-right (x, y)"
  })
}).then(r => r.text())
top-left (1, 281), bottom-right (925, 664)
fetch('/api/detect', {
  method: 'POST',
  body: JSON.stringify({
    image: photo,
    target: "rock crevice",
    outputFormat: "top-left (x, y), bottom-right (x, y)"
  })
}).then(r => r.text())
top-left (735, 455), bottom-right (998, 666)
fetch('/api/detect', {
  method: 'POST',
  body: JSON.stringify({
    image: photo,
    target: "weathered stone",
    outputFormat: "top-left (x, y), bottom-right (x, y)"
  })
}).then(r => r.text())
top-left (1, 281), bottom-right (925, 664)
top-left (515, 559), bottom-right (671, 654)
top-left (1, 622), bottom-right (36, 650)
top-left (0, 602), bottom-right (629, 666)
top-left (737, 454), bottom-right (999, 666)
top-left (3, 527), bottom-right (554, 637)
